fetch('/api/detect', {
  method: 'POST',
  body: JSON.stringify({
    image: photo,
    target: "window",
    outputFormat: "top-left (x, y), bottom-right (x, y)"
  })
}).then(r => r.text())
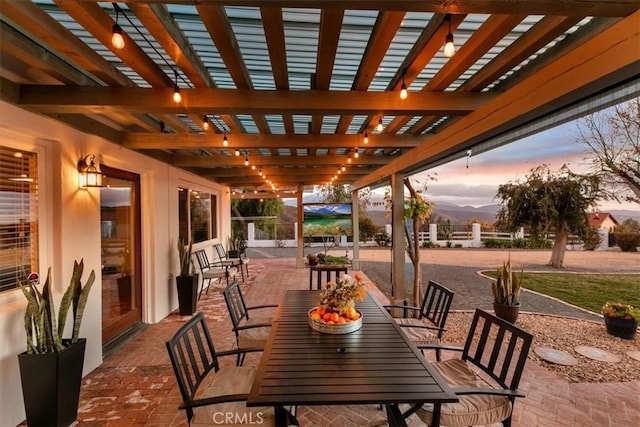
top-left (0, 145), bottom-right (39, 292)
top-left (178, 188), bottom-right (218, 244)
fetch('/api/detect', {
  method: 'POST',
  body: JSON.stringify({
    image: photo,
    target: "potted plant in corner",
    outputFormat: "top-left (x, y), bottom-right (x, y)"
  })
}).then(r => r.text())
top-left (19, 259), bottom-right (95, 427)
top-left (491, 257), bottom-right (522, 324)
top-left (601, 302), bottom-right (638, 339)
top-left (176, 239), bottom-right (198, 315)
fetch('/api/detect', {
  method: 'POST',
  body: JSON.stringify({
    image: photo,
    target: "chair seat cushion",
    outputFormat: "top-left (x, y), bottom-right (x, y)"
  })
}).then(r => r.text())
top-left (237, 316), bottom-right (273, 348)
top-left (192, 365), bottom-right (274, 426)
top-left (416, 359), bottom-right (512, 427)
top-left (395, 318), bottom-right (439, 344)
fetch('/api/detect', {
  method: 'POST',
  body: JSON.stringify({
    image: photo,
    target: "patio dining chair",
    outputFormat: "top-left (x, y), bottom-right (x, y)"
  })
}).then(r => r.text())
top-left (223, 282), bottom-right (277, 365)
top-left (193, 249), bottom-right (237, 299)
top-left (404, 308), bottom-right (534, 427)
top-left (165, 312), bottom-right (274, 426)
top-left (215, 243), bottom-right (249, 281)
top-left (384, 280), bottom-right (454, 361)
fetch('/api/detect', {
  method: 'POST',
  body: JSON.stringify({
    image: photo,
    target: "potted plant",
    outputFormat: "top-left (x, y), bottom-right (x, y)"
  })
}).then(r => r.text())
top-left (491, 257), bottom-right (522, 324)
top-left (18, 259), bottom-right (95, 427)
top-left (227, 232), bottom-right (246, 259)
top-left (307, 253), bottom-right (319, 266)
top-left (176, 239), bottom-right (197, 315)
top-left (601, 302), bottom-right (638, 339)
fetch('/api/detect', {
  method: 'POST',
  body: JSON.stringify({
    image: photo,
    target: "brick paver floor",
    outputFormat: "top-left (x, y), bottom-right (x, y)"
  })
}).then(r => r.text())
top-left (63, 253), bottom-right (639, 426)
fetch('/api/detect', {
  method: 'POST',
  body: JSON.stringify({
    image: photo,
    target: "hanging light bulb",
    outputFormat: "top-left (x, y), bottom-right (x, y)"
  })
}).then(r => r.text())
top-left (354, 148), bottom-right (359, 159)
top-left (258, 168), bottom-right (263, 177)
top-left (202, 115), bottom-right (209, 131)
top-left (347, 153), bottom-right (352, 164)
top-left (111, 5), bottom-right (125, 49)
top-left (223, 134), bottom-right (229, 147)
top-left (172, 70), bottom-right (181, 103)
top-left (244, 153), bottom-right (249, 166)
top-left (400, 71), bottom-right (408, 100)
top-left (251, 164), bottom-right (256, 170)
top-left (376, 117), bottom-right (383, 132)
top-left (443, 14), bottom-right (456, 58)
top-left (235, 148), bottom-right (240, 156)
top-left (337, 168), bottom-right (341, 175)
top-left (341, 165), bottom-right (346, 172)
top-left (364, 131), bottom-right (369, 144)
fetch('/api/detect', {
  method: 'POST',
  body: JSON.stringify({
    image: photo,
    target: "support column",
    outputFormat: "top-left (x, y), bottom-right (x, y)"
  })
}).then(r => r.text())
top-left (296, 184), bottom-right (305, 268)
top-left (391, 173), bottom-right (406, 309)
top-left (351, 189), bottom-right (360, 270)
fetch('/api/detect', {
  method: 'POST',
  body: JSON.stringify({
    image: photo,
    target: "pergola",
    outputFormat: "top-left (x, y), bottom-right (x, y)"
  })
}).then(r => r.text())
top-left (1, 1), bottom-right (638, 297)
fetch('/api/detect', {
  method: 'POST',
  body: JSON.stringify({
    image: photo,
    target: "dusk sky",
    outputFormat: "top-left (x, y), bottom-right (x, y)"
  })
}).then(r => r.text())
top-left (410, 120), bottom-right (638, 213)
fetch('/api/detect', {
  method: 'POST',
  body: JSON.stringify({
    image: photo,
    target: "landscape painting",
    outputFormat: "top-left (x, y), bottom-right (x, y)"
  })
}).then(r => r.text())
top-left (303, 203), bottom-right (352, 236)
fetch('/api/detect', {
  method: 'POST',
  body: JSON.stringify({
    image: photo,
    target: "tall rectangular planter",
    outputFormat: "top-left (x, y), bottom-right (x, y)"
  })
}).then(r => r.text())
top-left (18, 338), bottom-right (86, 427)
top-left (176, 274), bottom-right (198, 315)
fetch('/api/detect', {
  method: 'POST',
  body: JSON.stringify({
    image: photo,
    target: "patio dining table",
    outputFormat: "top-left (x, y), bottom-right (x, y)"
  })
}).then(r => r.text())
top-left (246, 290), bottom-right (458, 426)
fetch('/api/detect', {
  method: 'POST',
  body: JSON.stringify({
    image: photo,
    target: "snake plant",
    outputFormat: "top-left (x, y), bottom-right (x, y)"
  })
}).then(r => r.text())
top-left (20, 259), bottom-right (95, 354)
top-left (491, 258), bottom-right (523, 306)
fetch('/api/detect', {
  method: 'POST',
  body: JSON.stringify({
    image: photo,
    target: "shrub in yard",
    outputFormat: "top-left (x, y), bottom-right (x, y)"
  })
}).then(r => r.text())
top-left (614, 232), bottom-right (640, 252)
top-left (582, 227), bottom-right (601, 251)
top-left (512, 238), bottom-right (528, 248)
top-left (483, 238), bottom-right (504, 248)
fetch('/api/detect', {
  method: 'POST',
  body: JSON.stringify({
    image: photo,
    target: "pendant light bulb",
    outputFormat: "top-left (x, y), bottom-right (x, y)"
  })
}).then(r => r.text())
top-left (235, 148), bottom-right (240, 156)
top-left (172, 70), bottom-right (181, 103)
top-left (341, 165), bottom-right (346, 172)
top-left (354, 148), bottom-right (359, 159)
top-left (364, 131), bottom-right (369, 144)
top-left (347, 154), bottom-right (352, 164)
top-left (259, 168), bottom-right (263, 177)
top-left (443, 14), bottom-right (456, 58)
top-left (376, 117), bottom-right (383, 132)
top-left (112, 24), bottom-right (125, 49)
top-left (223, 134), bottom-right (229, 147)
top-left (202, 116), bottom-right (209, 130)
top-left (244, 153), bottom-right (249, 166)
top-left (400, 72), bottom-right (408, 100)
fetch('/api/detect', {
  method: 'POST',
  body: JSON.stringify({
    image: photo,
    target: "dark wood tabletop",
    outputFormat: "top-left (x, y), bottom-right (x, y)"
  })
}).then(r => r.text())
top-left (247, 290), bottom-right (458, 426)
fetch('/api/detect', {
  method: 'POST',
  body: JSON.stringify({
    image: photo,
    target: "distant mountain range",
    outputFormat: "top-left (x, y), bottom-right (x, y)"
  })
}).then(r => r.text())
top-left (285, 197), bottom-right (639, 227)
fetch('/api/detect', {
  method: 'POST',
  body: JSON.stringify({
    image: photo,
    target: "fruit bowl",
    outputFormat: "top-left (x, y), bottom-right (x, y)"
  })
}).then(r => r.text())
top-left (308, 308), bottom-right (362, 334)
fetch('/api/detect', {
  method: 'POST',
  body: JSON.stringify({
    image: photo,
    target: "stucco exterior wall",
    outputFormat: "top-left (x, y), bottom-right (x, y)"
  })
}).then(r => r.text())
top-left (0, 101), bottom-right (231, 427)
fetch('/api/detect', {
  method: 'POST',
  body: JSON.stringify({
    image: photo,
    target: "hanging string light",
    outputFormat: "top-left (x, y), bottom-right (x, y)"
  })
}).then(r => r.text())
top-left (347, 153), bottom-right (352, 164)
top-left (341, 165), bottom-right (346, 172)
top-left (223, 134), bottom-right (229, 146)
top-left (172, 70), bottom-right (181, 103)
top-left (202, 115), bottom-right (209, 131)
top-left (235, 148), bottom-right (241, 156)
top-left (400, 70), bottom-right (408, 100)
top-left (244, 152), bottom-right (249, 166)
top-left (363, 131), bottom-right (369, 144)
top-left (376, 117), bottom-right (383, 132)
top-left (111, 3), bottom-right (125, 49)
top-left (443, 14), bottom-right (456, 58)
top-left (354, 148), bottom-right (359, 159)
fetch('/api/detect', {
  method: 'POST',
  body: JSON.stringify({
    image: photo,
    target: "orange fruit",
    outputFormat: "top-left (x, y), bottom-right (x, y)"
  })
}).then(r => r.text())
top-left (323, 313), bottom-right (332, 322)
top-left (310, 312), bottom-right (321, 321)
top-left (316, 306), bottom-right (325, 316)
top-left (337, 316), bottom-right (346, 324)
top-left (330, 312), bottom-right (340, 323)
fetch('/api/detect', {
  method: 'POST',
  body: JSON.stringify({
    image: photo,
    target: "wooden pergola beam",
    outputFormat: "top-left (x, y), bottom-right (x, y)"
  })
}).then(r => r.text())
top-left (16, 86), bottom-right (494, 115)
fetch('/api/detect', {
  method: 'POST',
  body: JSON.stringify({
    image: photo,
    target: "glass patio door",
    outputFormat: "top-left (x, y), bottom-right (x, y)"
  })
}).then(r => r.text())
top-left (100, 166), bottom-right (141, 345)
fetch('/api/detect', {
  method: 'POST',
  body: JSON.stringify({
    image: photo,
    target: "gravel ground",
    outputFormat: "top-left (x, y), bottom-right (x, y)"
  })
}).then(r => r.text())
top-left (247, 247), bottom-right (640, 383)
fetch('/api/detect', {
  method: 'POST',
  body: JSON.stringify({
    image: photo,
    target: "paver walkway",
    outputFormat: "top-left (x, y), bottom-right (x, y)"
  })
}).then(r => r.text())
top-left (41, 249), bottom-right (639, 426)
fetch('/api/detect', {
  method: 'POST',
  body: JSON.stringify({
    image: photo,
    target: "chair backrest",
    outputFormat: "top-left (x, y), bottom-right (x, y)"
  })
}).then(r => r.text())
top-left (214, 243), bottom-right (227, 260)
top-left (223, 282), bottom-right (249, 329)
top-left (462, 309), bottom-right (534, 391)
top-left (418, 280), bottom-right (454, 338)
top-left (165, 312), bottom-right (219, 422)
top-left (194, 249), bottom-right (211, 273)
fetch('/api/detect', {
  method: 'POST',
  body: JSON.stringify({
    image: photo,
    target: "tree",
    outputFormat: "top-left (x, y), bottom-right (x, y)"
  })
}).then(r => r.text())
top-left (231, 198), bottom-right (285, 239)
top-left (496, 165), bottom-right (600, 268)
top-left (576, 98), bottom-right (640, 205)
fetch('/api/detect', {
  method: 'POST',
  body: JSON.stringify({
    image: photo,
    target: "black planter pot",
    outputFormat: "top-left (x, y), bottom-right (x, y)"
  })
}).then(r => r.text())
top-left (176, 274), bottom-right (198, 315)
top-left (604, 315), bottom-right (638, 339)
top-left (18, 338), bottom-right (86, 427)
top-left (493, 302), bottom-right (520, 324)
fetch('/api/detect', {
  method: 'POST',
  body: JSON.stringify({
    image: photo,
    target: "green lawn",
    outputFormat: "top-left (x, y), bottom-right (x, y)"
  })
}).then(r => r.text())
top-left (482, 272), bottom-right (640, 314)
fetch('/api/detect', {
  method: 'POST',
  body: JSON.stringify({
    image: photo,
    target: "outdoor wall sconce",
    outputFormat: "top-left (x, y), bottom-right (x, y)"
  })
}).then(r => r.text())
top-left (78, 154), bottom-right (103, 188)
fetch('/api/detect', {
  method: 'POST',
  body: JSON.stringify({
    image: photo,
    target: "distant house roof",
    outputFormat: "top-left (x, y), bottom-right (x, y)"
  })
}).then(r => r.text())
top-left (587, 212), bottom-right (619, 228)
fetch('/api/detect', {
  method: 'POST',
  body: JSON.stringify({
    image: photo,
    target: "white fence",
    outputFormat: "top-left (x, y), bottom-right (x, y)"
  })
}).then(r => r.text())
top-left (244, 222), bottom-right (609, 251)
